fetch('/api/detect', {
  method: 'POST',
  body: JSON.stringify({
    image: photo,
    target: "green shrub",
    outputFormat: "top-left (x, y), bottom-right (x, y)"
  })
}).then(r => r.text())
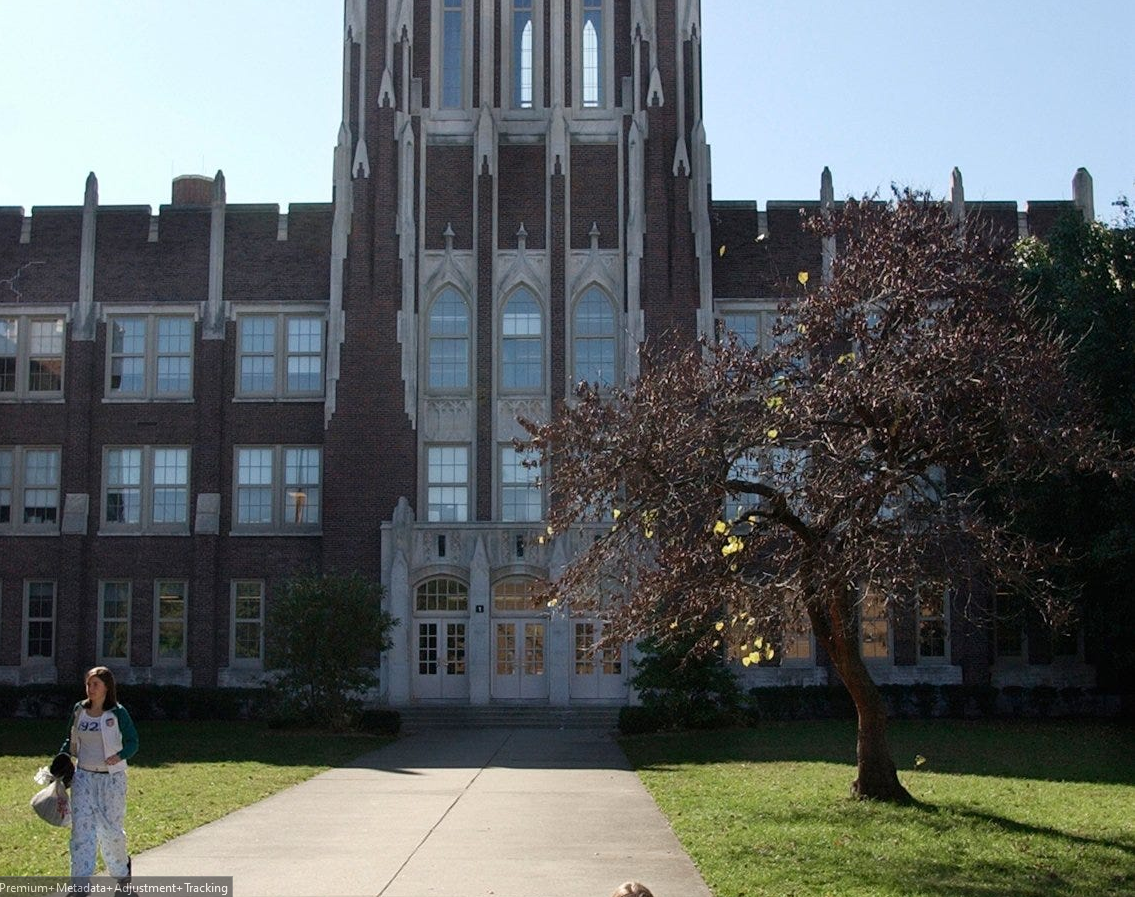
top-left (266, 571), bottom-right (398, 731)
top-left (630, 632), bottom-right (743, 732)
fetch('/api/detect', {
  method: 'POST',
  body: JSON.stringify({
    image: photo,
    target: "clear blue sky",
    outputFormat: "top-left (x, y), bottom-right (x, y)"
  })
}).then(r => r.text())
top-left (1, 1), bottom-right (1131, 219)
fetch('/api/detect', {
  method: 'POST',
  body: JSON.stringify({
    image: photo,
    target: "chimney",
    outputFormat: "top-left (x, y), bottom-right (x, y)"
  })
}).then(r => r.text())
top-left (171, 175), bottom-right (215, 206)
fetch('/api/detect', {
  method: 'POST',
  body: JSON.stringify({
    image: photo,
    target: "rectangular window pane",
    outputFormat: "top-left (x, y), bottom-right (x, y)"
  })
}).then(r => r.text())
top-left (427, 446), bottom-right (468, 522)
top-left (23, 450), bottom-right (59, 524)
top-left (109, 318), bottom-right (146, 394)
top-left (285, 317), bottom-right (323, 394)
top-left (442, 0), bottom-right (464, 108)
top-left (575, 622), bottom-right (595, 674)
top-left (502, 447), bottom-right (541, 522)
top-left (237, 449), bottom-right (274, 525)
top-left (100, 582), bottom-right (130, 660)
top-left (157, 581), bottom-right (187, 662)
top-left (152, 448), bottom-right (189, 524)
top-left (860, 588), bottom-right (889, 660)
top-left (419, 623), bottom-right (439, 675)
top-left (239, 317), bottom-right (276, 393)
top-left (233, 582), bottom-right (263, 662)
top-left (284, 448), bottom-right (321, 525)
top-left (27, 582), bottom-right (55, 659)
top-left (106, 448), bottom-right (142, 525)
top-left (502, 338), bottom-right (542, 389)
top-left (447, 623), bottom-right (466, 675)
top-left (0, 319), bottom-right (16, 393)
top-left (156, 317), bottom-right (193, 394)
top-left (28, 319), bottom-right (64, 392)
top-left (0, 449), bottom-right (11, 524)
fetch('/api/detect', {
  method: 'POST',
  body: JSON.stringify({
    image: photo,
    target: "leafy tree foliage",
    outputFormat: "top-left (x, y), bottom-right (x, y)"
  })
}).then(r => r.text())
top-left (267, 572), bottom-right (398, 730)
top-left (1013, 204), bottom-right (1135, 686)
top-left (525, 192), bottom-right (1124, 803)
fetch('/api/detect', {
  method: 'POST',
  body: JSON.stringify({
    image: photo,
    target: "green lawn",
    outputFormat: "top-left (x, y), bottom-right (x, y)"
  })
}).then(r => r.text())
top-left (622, 720), bottom-right (1135, 897)
top-left (1, 719), bottom-right (390, 876)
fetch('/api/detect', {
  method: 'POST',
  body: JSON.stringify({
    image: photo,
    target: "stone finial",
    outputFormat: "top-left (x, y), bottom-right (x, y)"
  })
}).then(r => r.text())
top-left (950, 167), bottom-right (966, 225)
top-left (75, 172), bottom-right (99, 340)
top-left (517, 222), bottom-right (528, 251)
top-left (212, 170), bottom-right (226, 205)
top-left (84, 171), bottom-right (99, 207)
top-left (1072, 167), bottom-right (1094, 222)
top-left (821, 167), bottom-right (836, 285)
top-left (820, 167), bottom-right (834, 210)
top-left (589, 222), bottom-right (601, 251)
top-left (205, 170), bottom-right (227, 340)
top-left (444, 222), bottom-right (455, 252)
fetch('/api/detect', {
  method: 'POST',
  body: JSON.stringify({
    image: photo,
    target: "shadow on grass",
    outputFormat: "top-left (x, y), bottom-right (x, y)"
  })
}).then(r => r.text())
top-left (910, 798), bottom-right (1135, 856)
top-left (0, 719), bottom-right (390, 769)
top-left (623, 719), bottom-right (1135, 786)
top-left (708, 798), bottom-right (1135, 897)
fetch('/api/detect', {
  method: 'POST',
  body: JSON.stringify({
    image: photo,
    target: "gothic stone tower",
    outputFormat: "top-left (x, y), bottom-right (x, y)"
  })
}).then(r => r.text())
top-left (320, 0), bottom-right (713, 703)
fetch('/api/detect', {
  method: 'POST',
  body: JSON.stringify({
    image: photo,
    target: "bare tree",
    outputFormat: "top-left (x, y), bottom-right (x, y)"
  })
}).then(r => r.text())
top-left (524, 192), bottom-right (1124, 803)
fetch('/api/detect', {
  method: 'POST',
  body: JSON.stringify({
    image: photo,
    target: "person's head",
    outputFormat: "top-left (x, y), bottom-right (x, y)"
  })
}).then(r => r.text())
top-left (611, 883), bottom-right (654, 897)
top-left (83, 666), bottom-right (118, 709)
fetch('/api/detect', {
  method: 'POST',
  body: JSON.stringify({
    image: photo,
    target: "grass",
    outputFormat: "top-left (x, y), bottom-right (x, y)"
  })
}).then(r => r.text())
top-left (0, 719), bottom-right (391, 876)
top-left (622, 720), bottom-right (1135, 897)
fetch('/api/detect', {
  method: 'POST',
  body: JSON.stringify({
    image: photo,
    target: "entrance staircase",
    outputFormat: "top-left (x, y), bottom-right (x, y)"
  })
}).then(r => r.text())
top-left (393, 704), bottom-right (624, 731)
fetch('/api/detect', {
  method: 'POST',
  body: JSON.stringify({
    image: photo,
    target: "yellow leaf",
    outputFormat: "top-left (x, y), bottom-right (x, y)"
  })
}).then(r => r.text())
top-left (764, 645), bottom-right (775, 660)
top-left (612, 508), bottom-right (621, 519)
top-left (766, 396), bottom-right (784, 410)
top-left (644, 529), bottom-right (654, 539)
top-left (719, 244), bottom-right (727, 257)
top-left (798, 271), bottom-right (810, 285)
top-left (712, 639), bottom-right (720, 648)
top-left (713, 520), bottom-right (728, 535)
top-left (767, 428), bottom-right (779, 440)
top-left (546, 525), bottom-right (555, 536)
top-left (715, 621), bottom-right (725, 632)
top-left (669, 620), bottom-right (679, 629)
top-left (755, 636), bottom-right (763, 648)
top-left (747, 651), bottom-right (762, 665)
top-left (741, 656), bottom-right (752, 667)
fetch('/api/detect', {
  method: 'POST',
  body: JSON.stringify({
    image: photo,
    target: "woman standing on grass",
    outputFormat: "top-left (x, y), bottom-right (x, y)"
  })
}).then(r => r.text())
top-left (59, 666), bottom-right (139, 884)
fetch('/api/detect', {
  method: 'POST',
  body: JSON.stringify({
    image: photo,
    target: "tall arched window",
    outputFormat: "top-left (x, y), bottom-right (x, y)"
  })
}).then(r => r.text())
top-left (428, 288), bottom-right (470, 391)
top-left (513, 0), bottom-right (534, 108)
top-left (502, 288), bottom-right (543, 390)
top-left (573, 287), bottom-right (616, 387)
top-left (581, 0), bottom-right (603, 107)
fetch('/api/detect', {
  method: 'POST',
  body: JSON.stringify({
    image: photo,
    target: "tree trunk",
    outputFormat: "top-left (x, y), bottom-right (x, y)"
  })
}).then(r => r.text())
top-left (809, 601), bottom-right (913, 804)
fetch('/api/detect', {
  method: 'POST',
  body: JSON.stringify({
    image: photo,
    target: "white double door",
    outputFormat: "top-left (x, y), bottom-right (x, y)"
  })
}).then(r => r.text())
top-left (412, 620), bottom-right (469, 700)
top-left (491, 618), bottom-right (548, 701)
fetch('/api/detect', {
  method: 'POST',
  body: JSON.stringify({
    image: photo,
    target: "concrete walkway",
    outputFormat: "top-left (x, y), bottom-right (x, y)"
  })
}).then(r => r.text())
top-left (133, 727), bottom-right (713, 897)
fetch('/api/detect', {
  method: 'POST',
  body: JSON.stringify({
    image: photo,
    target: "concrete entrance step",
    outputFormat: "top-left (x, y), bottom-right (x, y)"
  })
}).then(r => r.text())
top-left (393, 704), bottom-right (624, 731)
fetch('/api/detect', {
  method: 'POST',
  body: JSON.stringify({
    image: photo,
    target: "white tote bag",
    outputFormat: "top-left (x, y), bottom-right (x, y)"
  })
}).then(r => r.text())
top-left (30, 776), bottom-right (71, 827)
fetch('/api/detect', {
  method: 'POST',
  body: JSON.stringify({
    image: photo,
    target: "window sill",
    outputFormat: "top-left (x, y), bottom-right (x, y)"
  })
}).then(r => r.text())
top-left (228, 529), bottom-right (323, 537)
top-left (102, 396), bottom-right (195, 404)
top-left (97, 529), bottom-right (192, 537)
top-left (231, 395), bottom-right (325, 404)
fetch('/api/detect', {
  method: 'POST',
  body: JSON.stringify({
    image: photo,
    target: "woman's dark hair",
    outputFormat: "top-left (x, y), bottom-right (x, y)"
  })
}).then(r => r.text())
top-left (82, 666), bottom-right (119, 710)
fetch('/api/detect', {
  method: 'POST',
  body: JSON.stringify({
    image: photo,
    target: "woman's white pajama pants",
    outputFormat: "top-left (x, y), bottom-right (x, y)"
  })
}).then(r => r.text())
top-left (69, 768), bottom-right (129, 879)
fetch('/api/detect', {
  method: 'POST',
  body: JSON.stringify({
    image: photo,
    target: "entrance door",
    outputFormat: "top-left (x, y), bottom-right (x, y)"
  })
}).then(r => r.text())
top-left (413, 620), bottom-right (469, 700)
top-left (570, 620), bottom-right (626, 700)
top-left (492, 620), bottom-right (548, 700)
